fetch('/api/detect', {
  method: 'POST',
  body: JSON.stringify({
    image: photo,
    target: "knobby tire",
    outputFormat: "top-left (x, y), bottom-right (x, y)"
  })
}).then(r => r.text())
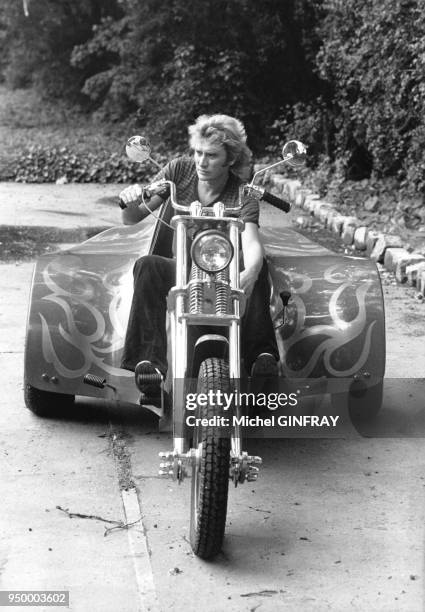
top-left (190, 357), bottom-right (231, 559)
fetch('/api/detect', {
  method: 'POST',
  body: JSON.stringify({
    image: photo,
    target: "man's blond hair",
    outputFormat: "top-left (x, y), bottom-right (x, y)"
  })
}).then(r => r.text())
top-left (188, 114), bottom-right (252, 180)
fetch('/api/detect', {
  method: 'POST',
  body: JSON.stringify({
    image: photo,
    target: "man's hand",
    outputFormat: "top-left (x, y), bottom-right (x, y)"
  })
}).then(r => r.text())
top-left (119, 184), bottom-right (143, 208)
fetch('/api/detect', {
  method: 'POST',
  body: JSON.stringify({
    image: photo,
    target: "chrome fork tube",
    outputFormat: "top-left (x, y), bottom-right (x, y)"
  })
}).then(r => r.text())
top-left (229, 222), bottom-right (242, 457)
top-left (228, 222), bottom-right (240, 293)
top-left (173, 220), bottom-right (188, 454)
top-left (175, 221), bottom-right (187, 286)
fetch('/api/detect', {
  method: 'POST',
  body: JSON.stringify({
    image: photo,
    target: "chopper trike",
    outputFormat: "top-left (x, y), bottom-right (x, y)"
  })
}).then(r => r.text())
top-left (24, 138), bottom-right (385, 558)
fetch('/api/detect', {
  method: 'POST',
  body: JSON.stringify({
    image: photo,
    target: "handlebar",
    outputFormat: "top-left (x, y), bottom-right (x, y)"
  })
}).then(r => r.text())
top-left (119, 181), bottom-right (290, 214)
top-left (260, 190), bottom-right (291, 213)
top-left (244, 185), bottom-right (291, 213)
top-left (119, 180), bottom-right (172, 210)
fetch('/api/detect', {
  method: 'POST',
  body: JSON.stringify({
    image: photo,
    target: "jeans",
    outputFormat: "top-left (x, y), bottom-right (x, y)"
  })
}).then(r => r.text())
top-left (121, 255), bottom-right (279, 375)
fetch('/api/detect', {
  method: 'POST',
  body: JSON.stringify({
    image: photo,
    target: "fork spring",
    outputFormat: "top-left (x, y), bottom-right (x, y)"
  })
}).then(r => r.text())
top-left (215, 270), bottom-right (230, 314)
top-left (189, 263), bottom-right (204, 313)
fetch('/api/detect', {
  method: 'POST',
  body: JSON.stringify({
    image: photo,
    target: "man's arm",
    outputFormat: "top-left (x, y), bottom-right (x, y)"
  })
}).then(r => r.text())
top-left (119, 184), bottom-right (165, 225)
top-left (240, 222), bottom-right (264, 296)
top-left (119, 159), bottom-right (174, 225)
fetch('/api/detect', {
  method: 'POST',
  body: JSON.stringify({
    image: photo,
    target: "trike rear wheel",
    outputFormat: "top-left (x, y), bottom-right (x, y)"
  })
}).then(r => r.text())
top-left (24, 382), bottom-right (75, 417)
top-left (331, 380), bottom-right (383, 422)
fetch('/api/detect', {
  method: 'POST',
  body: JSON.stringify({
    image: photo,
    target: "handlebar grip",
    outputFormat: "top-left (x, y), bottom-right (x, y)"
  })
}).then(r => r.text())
top-left (118, 185), bottom-right (170, 211)
top-left (261, 190), bottom-right (291, 212)
top-left (152, 185), bottom-right (170, 200)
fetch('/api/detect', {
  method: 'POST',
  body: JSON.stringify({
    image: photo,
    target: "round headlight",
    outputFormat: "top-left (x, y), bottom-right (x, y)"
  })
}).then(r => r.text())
top-left (191, 231), bottom-right (234, 273)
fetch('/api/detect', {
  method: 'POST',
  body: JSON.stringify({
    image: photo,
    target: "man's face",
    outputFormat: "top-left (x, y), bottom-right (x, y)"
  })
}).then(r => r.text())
top-left (193, 138), bottom-right (230, 182)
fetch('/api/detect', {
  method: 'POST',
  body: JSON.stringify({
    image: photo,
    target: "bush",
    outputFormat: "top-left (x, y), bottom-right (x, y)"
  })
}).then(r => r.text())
top-left (3, 145), bottom-right (165, 183)
top-left (315, 0), bottom-right (425, 192)
top-left (2, 0), bottom-right (424, 200)
top-left (66, 0), bottom-right (323, 151)
top-left (267, 98), bottom-right (332, 164)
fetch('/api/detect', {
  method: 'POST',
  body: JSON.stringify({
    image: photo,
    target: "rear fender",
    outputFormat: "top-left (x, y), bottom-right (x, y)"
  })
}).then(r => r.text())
top-left (263, 227), bottom-right (385, 385)
top-left (24, 220), bottom-right (157, 404)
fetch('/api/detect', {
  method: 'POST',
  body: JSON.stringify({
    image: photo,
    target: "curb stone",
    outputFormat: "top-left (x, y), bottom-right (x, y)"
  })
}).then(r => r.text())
top-left (365, 230), bottom-right (381, 256)
top-left (284, 179), bottom-right (302, 200)
top-left (383, 248), bottom-right (411, 273)
top-left (418, 270), bottom-right (425, 296)
top-left (304, 194), bottom-right (321, 213)
top-left (330, 214), bottom-right (345, 235)
top-left (342, 223), bottom-right (358, 245)
top-left (265, 172), bottom-right (425, 298)
top-left (406, 261), bottom-right (425, 286)
top-left (317, 203), bottom-right (335, 224)
top-left (353, 227), bottom-right (368, 250)
top-left (397, 256), bottom-right (425, 283)
top-left (324, 209), bottom-right (338, 228)
top-left (370, 234), bottom-right (404, 263)
top-left (294, 188), bottom-right (312, 208)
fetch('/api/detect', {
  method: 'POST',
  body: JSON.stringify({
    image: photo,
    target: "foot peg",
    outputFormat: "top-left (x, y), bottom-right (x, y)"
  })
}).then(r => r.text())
top-left (135, 361), bottom-right (163, 390)
top-left (135, 361), bottom-right (165, 414)
top-left (137, 371), bottom-right (163, 385)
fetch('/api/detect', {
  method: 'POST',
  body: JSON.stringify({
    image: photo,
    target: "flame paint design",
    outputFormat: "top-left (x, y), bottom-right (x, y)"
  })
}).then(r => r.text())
top-left (36, 225), bottom-right (381, 382)
top-left (39, 260), bottom-right (133, 378)
top-left (281, 263), bottom-right (377, 377)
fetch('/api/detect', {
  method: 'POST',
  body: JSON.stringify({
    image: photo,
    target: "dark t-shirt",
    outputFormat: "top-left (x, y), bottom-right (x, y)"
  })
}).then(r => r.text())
top-left (153, 156), bottom-right (259, 226)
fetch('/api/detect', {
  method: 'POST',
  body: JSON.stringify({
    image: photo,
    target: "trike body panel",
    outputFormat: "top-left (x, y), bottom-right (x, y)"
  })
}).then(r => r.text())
top-left (262, 227), bottom-right (385, 381)
top-left (24, 217), bottom-right (385, 404)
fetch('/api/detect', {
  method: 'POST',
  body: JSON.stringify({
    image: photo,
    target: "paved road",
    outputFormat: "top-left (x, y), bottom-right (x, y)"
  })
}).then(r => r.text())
top-left (0, 183), bottom-right (121, 228)
top-left (0, 183), bottom-right (424, 611)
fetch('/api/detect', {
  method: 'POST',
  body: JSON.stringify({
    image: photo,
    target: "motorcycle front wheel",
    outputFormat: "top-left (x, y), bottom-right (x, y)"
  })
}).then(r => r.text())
top-left (190, 357), bottom-right (231, 559)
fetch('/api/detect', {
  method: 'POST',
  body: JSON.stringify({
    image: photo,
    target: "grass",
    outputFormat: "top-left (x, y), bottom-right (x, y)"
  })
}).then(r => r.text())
top-left (0, 85), bottom-right (128, 162)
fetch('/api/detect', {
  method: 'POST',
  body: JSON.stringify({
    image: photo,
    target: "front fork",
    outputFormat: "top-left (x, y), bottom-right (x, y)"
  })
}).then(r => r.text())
top-left (227, 223), bottom-right (262, 485)
top-left (158, 218), bottom-right (262, 484)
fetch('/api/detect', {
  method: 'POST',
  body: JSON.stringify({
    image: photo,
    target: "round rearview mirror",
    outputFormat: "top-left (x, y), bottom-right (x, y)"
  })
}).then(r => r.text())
top-left (281, 140), bottom-right (307, 167)
top-left (125, 135), bottom-right (152, 163)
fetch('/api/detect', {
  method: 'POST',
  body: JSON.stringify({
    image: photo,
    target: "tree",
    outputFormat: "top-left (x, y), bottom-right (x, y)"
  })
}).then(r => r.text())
top-left (315, 0), bottom-right (425, 188)
top-left (69, 0), bottom-right (322, 150)
top-left (0, 0), bottom-right (122, 97)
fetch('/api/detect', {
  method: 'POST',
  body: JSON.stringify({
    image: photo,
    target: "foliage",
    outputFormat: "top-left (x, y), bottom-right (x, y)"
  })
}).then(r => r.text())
top-left (68, 0), bottom-right (321, 150)
top-left (2, 145), bottom-right (162, 183)
top-left (314, 0), bottom-right (425, 192)
top-left (267, 98), bottom-right (333, 162)
top-left (1, 0), bottom-right (425, 198)
top-left (0, 0), bottom-right (122, 97)
top-left (1, 0), bottom-right (322, 150)
top-left (0, 84), bottom-right (141, 183)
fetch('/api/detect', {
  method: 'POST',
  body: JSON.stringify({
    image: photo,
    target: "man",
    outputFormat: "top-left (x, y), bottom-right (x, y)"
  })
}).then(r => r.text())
top-left (119, 113), bottom-right (279, 401)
